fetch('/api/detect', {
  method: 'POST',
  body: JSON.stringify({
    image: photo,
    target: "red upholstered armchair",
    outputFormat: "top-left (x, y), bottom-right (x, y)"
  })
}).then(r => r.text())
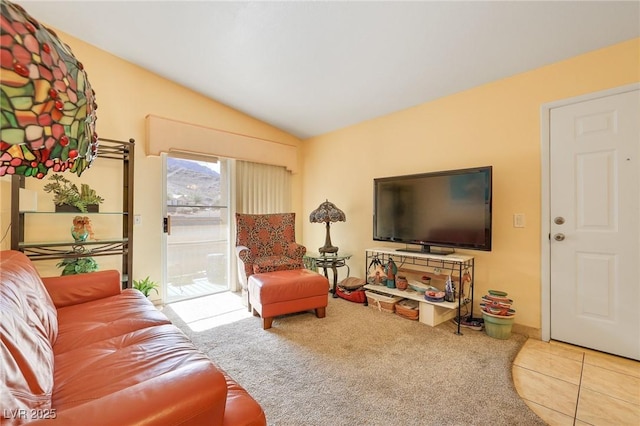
top-left (235, 213), bottom-right (306, 292)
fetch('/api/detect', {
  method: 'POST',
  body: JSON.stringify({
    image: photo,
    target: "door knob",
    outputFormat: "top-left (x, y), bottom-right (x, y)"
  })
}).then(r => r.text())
top-left (554, 217), bottom-right (565, 225)
top-left (163, 216), bottom-right (171, 235)
top-left (554, 233), bottom-right (565, 241)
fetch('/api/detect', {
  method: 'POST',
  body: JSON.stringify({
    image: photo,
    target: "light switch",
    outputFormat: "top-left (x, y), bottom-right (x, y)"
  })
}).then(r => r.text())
top-left (134, 214), bottom-right (142, 225)
top-left (513, 213), bottom-right (525, 228)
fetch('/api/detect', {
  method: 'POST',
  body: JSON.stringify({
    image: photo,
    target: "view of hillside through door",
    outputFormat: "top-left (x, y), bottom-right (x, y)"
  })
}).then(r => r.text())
top-left (164, 156), bottom-right (230, 303)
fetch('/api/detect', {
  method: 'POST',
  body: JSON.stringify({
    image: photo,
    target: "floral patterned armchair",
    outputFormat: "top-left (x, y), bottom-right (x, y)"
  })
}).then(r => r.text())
top-left (235, 213), bottom-right (307, 292)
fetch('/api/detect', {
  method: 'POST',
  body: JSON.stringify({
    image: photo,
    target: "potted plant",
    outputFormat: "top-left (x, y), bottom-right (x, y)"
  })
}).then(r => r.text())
top-left (43, 174), bottom-right (104, 213)
top-left (133, 276), bottom-right (159, 297)
top-left (56, 256), bottom-right (99, 276)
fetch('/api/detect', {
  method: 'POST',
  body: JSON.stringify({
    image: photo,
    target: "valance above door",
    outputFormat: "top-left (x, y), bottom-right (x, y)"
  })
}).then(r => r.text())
top-left (145, 115), bottom-right (299, 173)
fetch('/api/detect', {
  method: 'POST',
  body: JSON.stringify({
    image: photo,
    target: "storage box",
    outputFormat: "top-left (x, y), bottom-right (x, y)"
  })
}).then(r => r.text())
top-left (365, 290), bottom-right (403, 313)
top-left (395, 299), bottom-right (419, 320)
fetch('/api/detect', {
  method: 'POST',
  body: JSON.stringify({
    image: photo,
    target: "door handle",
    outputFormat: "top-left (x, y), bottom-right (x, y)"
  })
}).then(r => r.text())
top-left (554, 233), bottom-right (565, 241)
top-left (163, 216), bottom-right (171, 235)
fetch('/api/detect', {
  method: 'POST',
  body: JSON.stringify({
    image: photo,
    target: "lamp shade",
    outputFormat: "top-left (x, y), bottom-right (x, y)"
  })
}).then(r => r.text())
top-left (309, 200), bottom-right (346, 223)
top-left (0, 0), bottom-right (98, 179)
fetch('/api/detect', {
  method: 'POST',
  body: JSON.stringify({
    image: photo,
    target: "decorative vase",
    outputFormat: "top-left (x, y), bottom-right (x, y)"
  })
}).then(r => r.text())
top-left (71, 226), bottom-right (89, 242)
top-left (396, 275), bottom-right (408, 290)
top-left (71, 216), bottom-right (93, 242)
top-left (385, 257), bottom-right (397, 288)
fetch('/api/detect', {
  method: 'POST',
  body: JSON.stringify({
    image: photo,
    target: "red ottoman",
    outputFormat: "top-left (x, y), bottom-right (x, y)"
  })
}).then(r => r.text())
top-left (248, 269), bottom-right (329, 329)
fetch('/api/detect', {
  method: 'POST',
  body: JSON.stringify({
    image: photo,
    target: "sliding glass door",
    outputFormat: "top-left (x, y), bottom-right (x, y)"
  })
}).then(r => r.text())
top-left (163, 155), bottom-right (230, 303)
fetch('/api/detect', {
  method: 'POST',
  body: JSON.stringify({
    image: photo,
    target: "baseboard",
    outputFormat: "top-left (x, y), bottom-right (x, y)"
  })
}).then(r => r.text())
top-left (511, 323), bottom-right (541, 340)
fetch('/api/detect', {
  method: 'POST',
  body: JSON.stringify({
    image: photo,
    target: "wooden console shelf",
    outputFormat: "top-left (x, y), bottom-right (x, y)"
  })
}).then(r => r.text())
top-left (365, 248), bottom-right (476, 334)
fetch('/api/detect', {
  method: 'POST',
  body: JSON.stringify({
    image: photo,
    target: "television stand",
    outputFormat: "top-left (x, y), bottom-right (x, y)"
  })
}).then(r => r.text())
top-left (364, 248), bottom-right (475, 335)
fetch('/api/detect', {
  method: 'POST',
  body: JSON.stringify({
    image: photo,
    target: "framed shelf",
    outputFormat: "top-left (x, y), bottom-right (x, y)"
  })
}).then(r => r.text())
top-left (11, 138), bottom-right (135, 288)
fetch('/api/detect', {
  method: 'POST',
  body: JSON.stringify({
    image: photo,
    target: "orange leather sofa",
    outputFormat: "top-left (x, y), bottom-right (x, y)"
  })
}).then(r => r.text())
top-left (1, 250), bottom-right (266, 426)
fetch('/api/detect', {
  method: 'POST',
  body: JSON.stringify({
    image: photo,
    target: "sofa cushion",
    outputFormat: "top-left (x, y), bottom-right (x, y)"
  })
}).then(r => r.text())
top-left (42, 270), bottom-right (122, 308)
top-left (0, 250), bottom-right (58, 416)
top-left (52, 324), bottom-right (223, 411)
top-left (53, 289), bottom-right (170, 354)
top-left (252, 255), bottom-right (304, 274)
top-left (222, 373), bottom-right (267, 426)
top-left (249, 269), bottom-right (329, 304)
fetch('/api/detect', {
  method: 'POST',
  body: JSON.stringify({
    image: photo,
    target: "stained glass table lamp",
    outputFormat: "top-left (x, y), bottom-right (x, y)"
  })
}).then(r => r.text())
top-left (309, 199), bottom-right (346, 254)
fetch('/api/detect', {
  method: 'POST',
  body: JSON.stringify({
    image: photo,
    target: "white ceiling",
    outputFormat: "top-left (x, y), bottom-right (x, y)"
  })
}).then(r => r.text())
top-left (15, 1), bottom-right (640, 139)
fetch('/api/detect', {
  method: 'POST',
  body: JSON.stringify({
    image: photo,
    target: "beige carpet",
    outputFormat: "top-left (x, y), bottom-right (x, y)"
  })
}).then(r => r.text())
top-left (163, 296), bottom-right (545, 426)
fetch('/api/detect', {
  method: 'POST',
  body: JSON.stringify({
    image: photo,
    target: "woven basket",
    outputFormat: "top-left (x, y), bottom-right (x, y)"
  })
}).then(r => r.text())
top-left (395, 299), bottom-right (419, 320)
top-left (365, 291), bottom-right (402, 313)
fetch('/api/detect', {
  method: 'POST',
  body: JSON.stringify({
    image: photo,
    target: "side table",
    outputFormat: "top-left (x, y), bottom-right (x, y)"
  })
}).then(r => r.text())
top-left (304, 253), bottom-right (352, 298)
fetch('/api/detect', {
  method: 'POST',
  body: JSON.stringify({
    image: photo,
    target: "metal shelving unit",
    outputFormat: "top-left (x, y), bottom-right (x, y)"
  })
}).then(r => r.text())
top-left (364, 247), bottom-right (475, 334)
top-left (11, 138), bottom-right (135, 288)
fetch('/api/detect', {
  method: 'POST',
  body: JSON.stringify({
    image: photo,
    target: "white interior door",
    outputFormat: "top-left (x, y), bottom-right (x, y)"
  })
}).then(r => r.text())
top-left (549, 89), bottom-right (639, 360)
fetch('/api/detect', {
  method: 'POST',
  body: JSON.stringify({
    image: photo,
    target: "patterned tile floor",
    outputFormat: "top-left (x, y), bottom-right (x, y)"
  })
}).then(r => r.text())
top-left (513, 339), bottom-right (640, 425)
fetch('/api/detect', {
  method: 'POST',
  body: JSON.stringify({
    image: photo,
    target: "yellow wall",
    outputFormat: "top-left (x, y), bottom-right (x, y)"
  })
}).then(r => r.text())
top-left (0, 29), bottom-right (302, 304)
top-left (1, 22), bottom-right (636, 328)
top-left (301, 38), bottom-right (640, 329)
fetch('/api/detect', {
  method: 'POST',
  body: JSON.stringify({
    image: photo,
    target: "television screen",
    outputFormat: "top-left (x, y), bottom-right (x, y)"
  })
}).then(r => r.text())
top-left (373, 166), bottom-right (492, 253)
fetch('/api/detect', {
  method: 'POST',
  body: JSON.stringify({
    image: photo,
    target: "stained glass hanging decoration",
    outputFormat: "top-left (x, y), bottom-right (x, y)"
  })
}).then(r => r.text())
top-left (1, 0), bottom-right (98, 178)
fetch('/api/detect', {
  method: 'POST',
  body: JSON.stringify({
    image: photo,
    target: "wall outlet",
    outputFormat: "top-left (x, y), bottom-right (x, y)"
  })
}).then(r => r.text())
top-left (433, 267), bottom-right (442, 274)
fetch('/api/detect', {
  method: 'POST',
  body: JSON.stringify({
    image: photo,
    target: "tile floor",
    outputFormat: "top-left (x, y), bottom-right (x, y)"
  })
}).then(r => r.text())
top-left (513, 338), bottom-right (640, 426)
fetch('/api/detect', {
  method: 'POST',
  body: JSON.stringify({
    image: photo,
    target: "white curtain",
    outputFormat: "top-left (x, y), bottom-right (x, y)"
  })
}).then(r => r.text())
top-left (236, 161), bottom-right (291, 214)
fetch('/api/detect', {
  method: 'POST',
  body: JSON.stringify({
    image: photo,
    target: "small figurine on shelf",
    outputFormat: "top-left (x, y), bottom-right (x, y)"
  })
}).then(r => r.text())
top-left (385, 257), bottom-right (397, 288)
top-left (71, 216), bottom-right (95, 242)
top-left (368, 263), bottom-right (386, 285)
top-left (367, 256), bottom-right (386, 285)
top-left (445, 275), bottom-right (455, 302)
top-left (462, 269), bottom-right (472, 298)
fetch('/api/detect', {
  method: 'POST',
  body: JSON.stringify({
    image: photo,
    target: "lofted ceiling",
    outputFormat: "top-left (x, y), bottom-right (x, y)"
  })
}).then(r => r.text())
top-left (14, 1), bottom-right (640, 139)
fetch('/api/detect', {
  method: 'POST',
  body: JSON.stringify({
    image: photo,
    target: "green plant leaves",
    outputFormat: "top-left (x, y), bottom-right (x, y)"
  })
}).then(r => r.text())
top-left (133, 276), bottom-right (159, 297)
top-left (43, 173), bottom-right (103, 212)
top-left (56, 257), bottom-right (99, 275)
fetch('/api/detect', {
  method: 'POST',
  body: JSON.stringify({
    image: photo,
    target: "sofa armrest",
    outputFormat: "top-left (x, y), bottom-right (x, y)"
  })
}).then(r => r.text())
top-left (41, 270), bottom-right (122, 308)
top-left (28, 361), bottom-right (228, 426)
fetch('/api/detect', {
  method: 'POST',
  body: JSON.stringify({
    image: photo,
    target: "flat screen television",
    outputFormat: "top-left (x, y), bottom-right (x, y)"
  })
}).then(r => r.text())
top-left (373, 166), bottom-right (492, 253)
